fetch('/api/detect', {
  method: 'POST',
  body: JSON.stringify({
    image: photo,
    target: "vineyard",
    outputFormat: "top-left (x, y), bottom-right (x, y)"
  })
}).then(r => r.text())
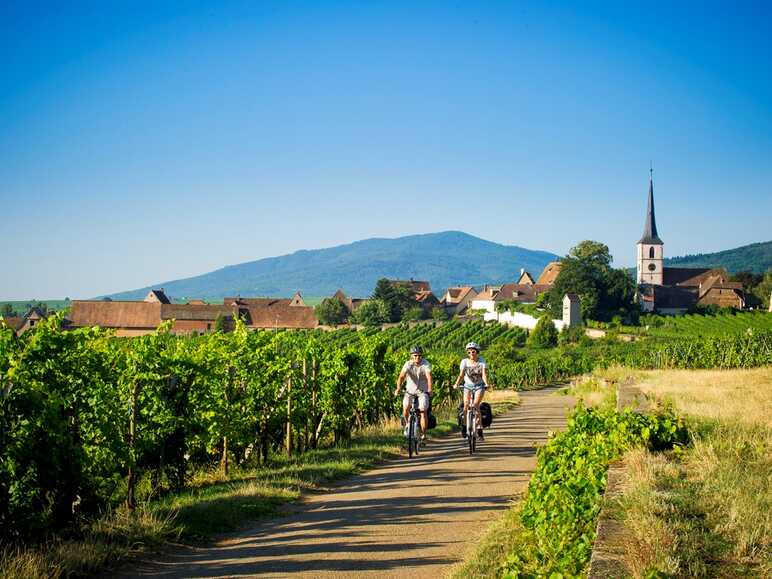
top-left (1, 313), bottom-right (771, 548)
top-left (643, 310), bottom-right (772, 338)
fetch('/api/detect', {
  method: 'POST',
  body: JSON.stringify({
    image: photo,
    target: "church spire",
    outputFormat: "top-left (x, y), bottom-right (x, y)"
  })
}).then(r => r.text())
top-left (639, 168), bottom-right (663, 245)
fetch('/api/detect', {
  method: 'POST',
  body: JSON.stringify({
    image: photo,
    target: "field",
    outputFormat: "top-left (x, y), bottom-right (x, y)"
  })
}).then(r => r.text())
top-left (1, 312), bottom-right (771, 577)
top-left (643, 311), bottom-right (772, 338)
top-left (611, 368), bottom-right (772, 577)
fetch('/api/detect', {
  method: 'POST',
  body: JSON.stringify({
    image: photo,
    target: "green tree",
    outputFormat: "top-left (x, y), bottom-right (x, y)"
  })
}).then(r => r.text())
top-left (753, 270), bottom-right (772, 309)
top-left (431, 306), bottom-right (449, 321)
top-left (0, 304), bottom-right (13, 317)
top-left (371, 278), bottom-right (417, 322)
top-left (543, 240), bottom-right (636, 322)
top-left (315, 297), bottom-right (349, 326)
top-left (528, 314), bottom-right (559, 348)
top-left (402, 306), bottom-right (424, 321)
top-left (350, 299), bottom-right (390, 326)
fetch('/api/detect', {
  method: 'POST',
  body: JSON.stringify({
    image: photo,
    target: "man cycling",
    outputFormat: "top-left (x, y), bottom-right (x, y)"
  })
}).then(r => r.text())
top-left (394, 346), bottom-right (433, 444)
top-left (453, 341), bottom-right (491, 440)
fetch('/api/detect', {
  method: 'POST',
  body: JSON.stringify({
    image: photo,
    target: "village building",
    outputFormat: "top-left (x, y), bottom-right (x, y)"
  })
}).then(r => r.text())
top-left (469, 262), bottom-right (559, 314)
top-left (0, 306), bottom-right (48, 336)
top-left (224, 293), bottom-right (317, 330)
top-left (636, 172), bottom-right (745, 314)
top-left (439, 286), bottom-right (478, 315)
top-left (67, 289), bottom-right (317, 336)
top-left (331, 289), bottom-right (369, 314)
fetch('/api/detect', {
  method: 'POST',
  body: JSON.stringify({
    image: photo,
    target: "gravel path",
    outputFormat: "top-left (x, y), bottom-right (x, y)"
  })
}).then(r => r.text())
top-left (123, 387), bottom-right (574, 578)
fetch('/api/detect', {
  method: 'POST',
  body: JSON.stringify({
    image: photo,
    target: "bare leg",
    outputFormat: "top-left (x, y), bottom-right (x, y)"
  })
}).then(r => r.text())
top-left (420, 410), bottom-right (427, 434)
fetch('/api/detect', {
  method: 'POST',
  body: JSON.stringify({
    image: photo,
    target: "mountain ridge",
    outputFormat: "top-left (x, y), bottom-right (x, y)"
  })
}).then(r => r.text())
top-left (104, 231), bottom-right (560, 300)
top-left (663, 240), bottom-right (772, 275)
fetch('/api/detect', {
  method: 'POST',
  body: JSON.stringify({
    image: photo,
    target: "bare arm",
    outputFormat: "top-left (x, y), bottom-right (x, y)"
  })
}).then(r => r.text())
top-left (482, 366), bottom-right (492, 389)
top-left (426, 370), bottom-right (433, 395)
top-left (453, 369), bottom-right (465, 388)
top-left (394, 370), bottom-right (406, 395)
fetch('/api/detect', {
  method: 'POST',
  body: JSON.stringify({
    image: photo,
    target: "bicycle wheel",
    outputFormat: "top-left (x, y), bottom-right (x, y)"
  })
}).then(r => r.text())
top-left (467, 410), bottom-right (475, 455)
top-left (408, 414), bottom-right (417, 458)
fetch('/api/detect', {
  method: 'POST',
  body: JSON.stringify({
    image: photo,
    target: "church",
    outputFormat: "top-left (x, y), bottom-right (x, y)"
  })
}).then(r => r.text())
top-left (636, 172), bottom-right (745, 314)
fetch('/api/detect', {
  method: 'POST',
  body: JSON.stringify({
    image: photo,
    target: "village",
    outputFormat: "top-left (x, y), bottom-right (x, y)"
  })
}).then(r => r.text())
top-left (1, 176), bottom-right (754, 338)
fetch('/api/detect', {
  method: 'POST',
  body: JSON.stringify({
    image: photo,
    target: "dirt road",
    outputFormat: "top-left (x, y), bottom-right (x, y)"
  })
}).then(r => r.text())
top-left (125, 387), bottom-right (574, 578)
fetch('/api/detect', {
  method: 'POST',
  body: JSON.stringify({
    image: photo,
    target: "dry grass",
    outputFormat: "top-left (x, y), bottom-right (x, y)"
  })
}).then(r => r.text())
top-left (561, 375), bottom-right (616, 408)
top-left (613, 367), bottom-right (772, 578)
top-left (634, 367), bottom-right (772, 426)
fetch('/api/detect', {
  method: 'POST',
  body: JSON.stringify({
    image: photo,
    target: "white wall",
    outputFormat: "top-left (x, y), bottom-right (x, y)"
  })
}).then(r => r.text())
top-left (470, 299), bottom-right (496, 313)
top-left (484, 311), bottom-right (566, 331)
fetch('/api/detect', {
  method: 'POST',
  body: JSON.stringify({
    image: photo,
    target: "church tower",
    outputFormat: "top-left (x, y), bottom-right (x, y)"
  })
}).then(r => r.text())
top-left (636, 170), bottom-right (664, 285)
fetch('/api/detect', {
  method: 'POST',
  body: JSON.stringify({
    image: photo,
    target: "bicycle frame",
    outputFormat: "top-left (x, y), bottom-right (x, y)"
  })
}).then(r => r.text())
top-left (465, 403), bottom-right (479, 455)
top-left (406, 393), bottom-right (420, 458)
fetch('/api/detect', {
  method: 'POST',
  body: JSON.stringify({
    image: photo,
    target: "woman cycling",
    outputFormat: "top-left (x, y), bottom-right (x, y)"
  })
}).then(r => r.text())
top-left (453, 341), bottom-right (491, 439)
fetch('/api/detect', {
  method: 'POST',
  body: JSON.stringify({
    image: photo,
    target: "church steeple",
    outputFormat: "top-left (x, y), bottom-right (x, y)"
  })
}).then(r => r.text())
top-left (639, 168), bottom-right (663, 245)
top-left (636, 168), bottom-right (664, 286)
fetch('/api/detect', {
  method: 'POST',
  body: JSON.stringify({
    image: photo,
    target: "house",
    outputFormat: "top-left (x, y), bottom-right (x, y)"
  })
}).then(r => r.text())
top-left (536, 262), bottom-right (562, 285)
top-left (517, 270), bottom-right (535, 285)
top-left (470, 283), bottom-right (553, 313)
top-left (332, 289), bottom-right (369, 314)
top-left (635, 172), bottom-right (745, 313)
top-left (414, 290), bottom-right (441, 314)
top-left (1, 307), bottom-right (49, 336)
top-left (440, 286), bottom-right (478, 315)
top-left (225, 294), bottom-right (317, 330)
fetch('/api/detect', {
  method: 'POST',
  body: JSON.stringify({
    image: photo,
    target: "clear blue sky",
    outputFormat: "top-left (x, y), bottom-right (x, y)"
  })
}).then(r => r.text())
top-left (2, 1), bottom-right (771, 300)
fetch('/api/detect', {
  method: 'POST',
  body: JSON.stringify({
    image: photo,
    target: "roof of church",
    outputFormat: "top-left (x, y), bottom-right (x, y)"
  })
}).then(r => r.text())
top-left (639, 173), bottom-right (663, 245)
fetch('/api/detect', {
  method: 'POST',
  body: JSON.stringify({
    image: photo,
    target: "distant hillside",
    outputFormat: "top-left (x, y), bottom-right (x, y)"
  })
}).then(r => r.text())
top-left (105, 231), bottom-right (559, 301)
top-left (664, 241), bottom-right (772, 274)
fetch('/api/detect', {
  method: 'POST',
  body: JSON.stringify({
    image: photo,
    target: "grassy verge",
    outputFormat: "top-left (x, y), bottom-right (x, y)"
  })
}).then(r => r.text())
top-left (609, 367), bottom-right (772, 577)
top-left (0, 390), bottom-right (520, 578)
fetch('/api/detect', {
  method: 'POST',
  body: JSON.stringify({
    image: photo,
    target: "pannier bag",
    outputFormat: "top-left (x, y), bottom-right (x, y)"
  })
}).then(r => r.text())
top-left (480, 402), bottom-right (493, 428)
top-left (428, 413), bottom-right (437, 429)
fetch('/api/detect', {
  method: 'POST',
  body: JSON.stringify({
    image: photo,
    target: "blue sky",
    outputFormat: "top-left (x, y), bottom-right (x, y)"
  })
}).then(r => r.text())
top-left (2, 1), bottom-right (771, 300)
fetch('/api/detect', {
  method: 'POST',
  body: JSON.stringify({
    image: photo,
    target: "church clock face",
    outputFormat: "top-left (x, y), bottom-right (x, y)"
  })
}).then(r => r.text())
top-left (648, 263), bottom-right (657, 272)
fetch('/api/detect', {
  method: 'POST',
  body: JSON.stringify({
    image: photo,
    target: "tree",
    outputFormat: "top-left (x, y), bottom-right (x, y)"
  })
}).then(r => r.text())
top-left (402, 306), bottom-right (424, 322)
top-left (528, 314), bottom-right (558, 348)
top-left (753, 270), bottom-right (772, 309)
top-left (732, 271), bottom-right (764, 308)
top-left (350, 299), bottom-right (390, 326)
top-left (543, 240), bottom-right (637, 322)
top-left (371, 278), bottom-right (417, 322)
top-left (431, 307), bottom-right (449, 321)
top-left (315, 298), bottom-right (349, 326)
top-left (0, 304), bottom-right (13, 317)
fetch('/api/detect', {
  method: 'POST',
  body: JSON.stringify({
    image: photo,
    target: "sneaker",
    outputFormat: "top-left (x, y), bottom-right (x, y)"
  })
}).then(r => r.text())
top-left (477, 429), bottom-right (484, 441)
top-left (420, 434), bottom-right (426, 446)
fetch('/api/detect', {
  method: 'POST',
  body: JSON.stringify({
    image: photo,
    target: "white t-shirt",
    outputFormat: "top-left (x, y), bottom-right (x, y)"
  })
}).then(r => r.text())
top-left (401, 359), bottom-right (432, 394)
top-left (460, 356), bottom-right (487, 386)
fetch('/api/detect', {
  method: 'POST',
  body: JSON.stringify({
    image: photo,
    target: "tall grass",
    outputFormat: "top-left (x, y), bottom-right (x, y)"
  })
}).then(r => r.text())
top-left (612, 368), bottom-right (772, 577)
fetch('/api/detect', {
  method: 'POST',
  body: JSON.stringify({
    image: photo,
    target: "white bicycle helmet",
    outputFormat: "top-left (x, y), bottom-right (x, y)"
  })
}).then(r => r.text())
top-left (465, 341), bottom-right (480, 351)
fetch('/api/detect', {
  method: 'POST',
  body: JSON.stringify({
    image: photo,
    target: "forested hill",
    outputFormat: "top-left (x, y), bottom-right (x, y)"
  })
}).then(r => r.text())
top-left (664, 240), bottom-right (772, 274)
top-left (105, 231), bottom-right (559, 300)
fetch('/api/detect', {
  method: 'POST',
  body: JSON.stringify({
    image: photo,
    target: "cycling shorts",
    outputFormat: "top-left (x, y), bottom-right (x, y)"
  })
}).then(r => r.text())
top-left (403, 391), bottom-right (429, 412)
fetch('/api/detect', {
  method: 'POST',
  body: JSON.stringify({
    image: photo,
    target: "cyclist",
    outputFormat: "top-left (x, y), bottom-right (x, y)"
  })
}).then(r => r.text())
top-left (394, 346), bottom-right (433, 444)
top-left (453, 341), bottom-right (491, 440)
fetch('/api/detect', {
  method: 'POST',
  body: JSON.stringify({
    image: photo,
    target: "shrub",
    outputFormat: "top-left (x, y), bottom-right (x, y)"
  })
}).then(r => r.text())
top-left (527, 315), bottom-right (558, 348)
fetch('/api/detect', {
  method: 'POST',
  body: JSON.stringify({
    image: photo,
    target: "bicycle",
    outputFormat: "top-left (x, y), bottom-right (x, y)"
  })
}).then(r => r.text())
top-left (404, 393), bottom-right (421, 458)
top-left (457, 386), bottom-right (482, 455)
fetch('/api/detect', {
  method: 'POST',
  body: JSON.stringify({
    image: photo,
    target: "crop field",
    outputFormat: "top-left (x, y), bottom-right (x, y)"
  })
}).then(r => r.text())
top-left (643, 310), bottom-right (772, 338)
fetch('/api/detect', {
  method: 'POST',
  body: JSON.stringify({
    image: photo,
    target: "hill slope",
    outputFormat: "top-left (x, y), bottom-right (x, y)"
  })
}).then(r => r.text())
top-left (106, 231), bottom-right (560, 300)
top-left (664, 240), bottom-right (772, 274)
